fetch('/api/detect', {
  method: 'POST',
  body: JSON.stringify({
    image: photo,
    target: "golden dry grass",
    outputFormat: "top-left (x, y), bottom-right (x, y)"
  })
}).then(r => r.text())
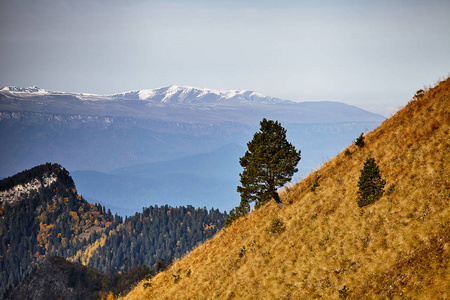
top-left (122, 78), bottom-right (450, 300)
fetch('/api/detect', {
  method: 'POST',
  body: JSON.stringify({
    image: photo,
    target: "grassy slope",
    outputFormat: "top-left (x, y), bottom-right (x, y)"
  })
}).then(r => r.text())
top-left (123, 78), bottom-right (450, 300)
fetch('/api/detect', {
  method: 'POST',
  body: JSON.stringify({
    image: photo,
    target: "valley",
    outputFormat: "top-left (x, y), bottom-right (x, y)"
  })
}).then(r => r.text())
top-left (0, 86), bottom-right (383, 215)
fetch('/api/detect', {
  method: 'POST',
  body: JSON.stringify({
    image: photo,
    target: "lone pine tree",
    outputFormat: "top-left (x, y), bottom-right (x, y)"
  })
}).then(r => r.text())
top-left (357, 157), bottom-right (386, 207)
top-left (354, 132), bottom-right (365, 148)
top-left (237, 118), bottom-right (301, 209)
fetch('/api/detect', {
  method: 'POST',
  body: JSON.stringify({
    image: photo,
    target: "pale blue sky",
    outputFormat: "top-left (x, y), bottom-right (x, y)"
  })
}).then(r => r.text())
top-left (1, 0), bottom-right (449, 116)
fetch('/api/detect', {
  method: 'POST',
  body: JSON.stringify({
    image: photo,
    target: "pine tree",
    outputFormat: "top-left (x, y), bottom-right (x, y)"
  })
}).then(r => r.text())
top-left (237, 118), bottom-right (301, 209)
top-left (354, 133), bottom-right (365, 148)
top-left (357, 157), bottom-right (386, 207)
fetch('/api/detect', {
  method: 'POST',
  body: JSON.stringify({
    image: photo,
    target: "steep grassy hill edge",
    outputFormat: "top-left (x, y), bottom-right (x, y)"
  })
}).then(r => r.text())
top-left (123, 78), bottom-right (449, 299)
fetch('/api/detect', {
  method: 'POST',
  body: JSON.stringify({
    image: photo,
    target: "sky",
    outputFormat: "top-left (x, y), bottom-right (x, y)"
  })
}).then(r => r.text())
top-left (0, 0), bottom-right (449, 116)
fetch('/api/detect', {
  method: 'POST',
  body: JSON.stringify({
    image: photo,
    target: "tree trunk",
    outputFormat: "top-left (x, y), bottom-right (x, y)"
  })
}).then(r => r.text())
top-left (272, 192), bottom-right (284, 208)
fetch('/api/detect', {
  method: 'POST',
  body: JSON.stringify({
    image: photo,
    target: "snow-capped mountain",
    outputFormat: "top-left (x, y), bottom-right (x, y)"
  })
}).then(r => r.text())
top-left (1, 85), bottom-right (286, 104)
top-left (0, 84), bottom-right (385, 126)
top-left (114, 85), bottom-right (286, 104)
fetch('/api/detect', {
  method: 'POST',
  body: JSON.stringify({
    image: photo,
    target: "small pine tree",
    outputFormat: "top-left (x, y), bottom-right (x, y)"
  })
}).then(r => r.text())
top-left (357, 157), bottom-right (386, 207)
top-left (354, 133), bottom-right (365, 148)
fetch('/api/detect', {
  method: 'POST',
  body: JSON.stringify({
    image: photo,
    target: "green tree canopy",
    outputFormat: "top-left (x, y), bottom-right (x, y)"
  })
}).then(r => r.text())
top-left (357, 157), bottom-right (386, 207)
top-left (226, 119), bottom-right (300, 226)
top-left (236, 118), bottom-right (301, 211)
top-left (354, 132), bottom-right (365, 148)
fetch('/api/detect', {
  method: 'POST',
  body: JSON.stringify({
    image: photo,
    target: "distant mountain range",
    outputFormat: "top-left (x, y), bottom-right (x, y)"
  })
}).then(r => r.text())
top-left (0, 85), bottom-right (385, 214)
top-left (0, 85), bottom-right (383, 123)
top-left (2, 85), bottom-right (284, 103)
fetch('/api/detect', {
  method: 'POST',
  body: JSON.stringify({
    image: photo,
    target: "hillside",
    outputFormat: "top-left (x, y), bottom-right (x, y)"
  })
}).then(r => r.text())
top-left (123, 78), bottom-right (449, 299)
top-left (0, 163), bottom-right (118, 296)
top-left (0, 164), bottom-right (227, 298)
top-left (4, 256), bottom-right (151, 300)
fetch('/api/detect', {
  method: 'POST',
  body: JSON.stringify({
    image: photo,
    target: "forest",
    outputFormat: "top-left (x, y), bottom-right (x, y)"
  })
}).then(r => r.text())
top-left (0, 163), bottom-right (227, 298)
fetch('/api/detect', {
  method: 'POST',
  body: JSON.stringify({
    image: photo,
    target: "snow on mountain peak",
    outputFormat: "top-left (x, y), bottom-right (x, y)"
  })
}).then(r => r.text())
top-left (1, 86), bottom-right (49, 94)
top-left (134, 85), bottom-right (286, 104)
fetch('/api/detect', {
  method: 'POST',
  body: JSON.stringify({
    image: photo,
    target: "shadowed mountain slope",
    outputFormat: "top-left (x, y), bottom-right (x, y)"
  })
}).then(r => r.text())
top-left (123, 78), bottom-right (449, 299)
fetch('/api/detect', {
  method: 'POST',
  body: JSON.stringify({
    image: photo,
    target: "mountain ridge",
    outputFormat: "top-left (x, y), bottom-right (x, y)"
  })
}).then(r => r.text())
top-left (0, 84), bottom-right (385, 123)
top-left (1, 85), bottom-right (287, 104)
top-left (0, 163), bottom-right (74, 205)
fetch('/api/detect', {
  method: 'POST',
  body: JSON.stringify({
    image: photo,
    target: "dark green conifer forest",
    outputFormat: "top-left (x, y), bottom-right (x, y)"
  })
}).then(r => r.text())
top-left (0, 163), bottom-right (227, 298)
